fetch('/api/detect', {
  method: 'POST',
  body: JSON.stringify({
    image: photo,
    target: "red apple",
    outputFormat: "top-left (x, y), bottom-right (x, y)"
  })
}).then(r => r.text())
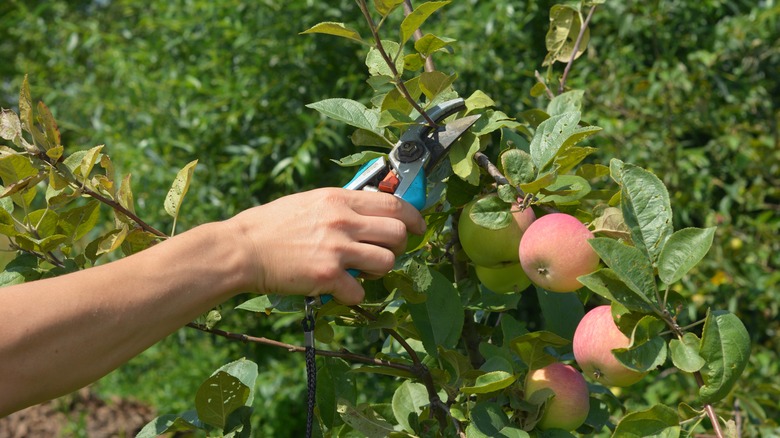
top-left (525, 362), bottom-right (590, 431)
top-left (458, 195), bottom-right (536, 268)
top-left (573, 305), bottom-right (647, 387)
top-left (518, 213), bottom-right (599, 292)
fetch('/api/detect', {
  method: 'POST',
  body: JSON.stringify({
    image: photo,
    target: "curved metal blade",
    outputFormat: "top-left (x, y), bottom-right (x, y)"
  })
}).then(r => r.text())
top-left (424, 113), bottom-right (481, 172)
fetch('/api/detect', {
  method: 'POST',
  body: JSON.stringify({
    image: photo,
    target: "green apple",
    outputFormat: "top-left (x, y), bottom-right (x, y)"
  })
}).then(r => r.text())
top-left (525, 362), bottom-right (590, 431)
top-left (475, 262), bottom-right (531, 294)
top-left (573, 305), bottom-right (647, 387)
top-left (458, 195), bottom-right (536, 268)
top-left (518, 213), bottom-right (599, 292)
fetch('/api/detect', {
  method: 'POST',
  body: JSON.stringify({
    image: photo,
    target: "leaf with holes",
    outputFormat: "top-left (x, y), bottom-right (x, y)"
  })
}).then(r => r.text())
top-left (195, 371), bottom-right (251, 429)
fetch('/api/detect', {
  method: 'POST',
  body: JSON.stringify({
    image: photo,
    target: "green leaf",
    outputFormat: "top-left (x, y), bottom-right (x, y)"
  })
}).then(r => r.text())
top-left (136, 413), bottom-right (202, 438)
top-left (449, 131), bottom-right (480, 185)
top-left (613, 315), bottom-right (667, 372)
top-left (499, 149), bottom-right (535, 186)
top-left (547, 90), bottom-right (584, 116)
top-left (374, 0), bottom-right (405, 16)
top-left (235, 296), bottom-right (273, 313)
top-left (407, 268), bottom-right (465, 357)
top-left (195, 371), bottom-right (251, 429)
top-left (414, 33), bottom-right (455, 56)
top-left (465, 90), bottom-right (496, 112)
top-left (419, 71), bottom-right (457, 101)
top-left (400, 1), bottom-right (451, 46)
top-left (318, 357), bottom-right (356, 429)
top-left (36, 101), bottom-right (61, 150)
top-left (461, 371), bottom-right (517, 395)
top-left (657, 227), bottom-right (716, 285)
top-left (468, 402), bottom-right (529, 438)
top-left (529, 111), bottom-right (581, 170)
top-left (670, 333), bottom-right (706, 373)
top-left (611, 404), bottom-right (680, 438)
top-left (471, 110), bottom-right (522, 136)
top-left (392, 381), bottom-right (428, 432)
top-left (536, 288), bottom-right (584, 343)
top-left (300, 22), bottom-right (364, 44)
top-left (351, 129), bottom-right (394, 148)
top-left (468, 194), bottom-right (513, 230)
top-left (508, 331), bottom-right (570, 370)
top-left (0, 154), bottom-right (39, 188)
top-left (537, 174), bottom-right (591, 205)
top-left (588, 237), bottom-right (657, 303)
top-left (306, 98), bottom-right (380, 132)
top-left (611, 159), bottom-right (673, 263)
top-left (79, 145), bottom-right (104, 182)
top-left (164, 159), bottom-right (198, 221)
top-left (578, 269), bottom-right (656, 313)
top-left (698, 310), bottom-right (751, 404)
top-left (338, 401), bottom-right (396, 438)
top-left (518, 167), bottom-right (558, 194)
top-left (331, 151), bottom-right (387, 167)
top-left (19, 76), bottom-right (33, 134)
top-left (366, 40), bottom-right (404, 77)
top-left (58, 200), bottom-right (100, 243)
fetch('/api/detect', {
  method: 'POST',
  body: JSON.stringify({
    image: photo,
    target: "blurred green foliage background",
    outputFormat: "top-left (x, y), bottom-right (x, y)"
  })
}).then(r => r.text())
top-left (1, 0), bottom-right (777, 435)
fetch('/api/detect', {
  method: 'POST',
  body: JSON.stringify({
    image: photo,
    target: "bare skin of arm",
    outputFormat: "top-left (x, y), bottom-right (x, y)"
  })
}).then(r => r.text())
top-left (0, 188), bottom-right (425, 416)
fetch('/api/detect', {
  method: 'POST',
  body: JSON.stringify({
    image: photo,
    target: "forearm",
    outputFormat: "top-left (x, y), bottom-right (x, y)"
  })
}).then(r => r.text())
top-left (0, 221), bottom-right (248, 416)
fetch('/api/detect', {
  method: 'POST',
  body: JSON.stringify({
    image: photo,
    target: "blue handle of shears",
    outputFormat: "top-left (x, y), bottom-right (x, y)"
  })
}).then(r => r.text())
top-left (319, 159), bottom-right (426, 305)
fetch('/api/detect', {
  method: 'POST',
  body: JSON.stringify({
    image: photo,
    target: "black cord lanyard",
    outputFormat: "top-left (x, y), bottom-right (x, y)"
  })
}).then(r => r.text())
top-left (302, 297), bottom-right (317, 438)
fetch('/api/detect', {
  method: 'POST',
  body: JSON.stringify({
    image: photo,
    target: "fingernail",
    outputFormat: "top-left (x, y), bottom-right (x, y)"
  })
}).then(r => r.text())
top-left (419, 218), bottom-right (427, 233)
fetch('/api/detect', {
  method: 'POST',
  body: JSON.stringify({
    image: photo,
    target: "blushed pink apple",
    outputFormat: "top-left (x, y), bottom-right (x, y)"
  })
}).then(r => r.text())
top-left (525, 362), bottom-right (590, 431)
top-left (518, 213), bottom-right (599, 292)
top-left (475, 262), bottom-right (531, 294)
top-left (573, 305), bottom-right (647, 387)
top-left (459, 195), bottom-right (536, 268)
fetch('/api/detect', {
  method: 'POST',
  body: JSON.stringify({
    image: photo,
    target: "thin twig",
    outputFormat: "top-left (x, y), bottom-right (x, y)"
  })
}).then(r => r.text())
top-left (356, 0), bottom-right (437, 127)
top-left (534, 70), bottom-right (556, 100)
top-left (186, 322), bottom-right (415, 373)
top-left (558, 5), bottom-right (597, 94)
top-left (694, 372), bottom-right (726, 438)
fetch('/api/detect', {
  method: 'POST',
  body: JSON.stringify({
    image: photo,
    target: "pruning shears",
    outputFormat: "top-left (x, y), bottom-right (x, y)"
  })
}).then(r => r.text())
top-left (316, 97), bottom-right (480, 304)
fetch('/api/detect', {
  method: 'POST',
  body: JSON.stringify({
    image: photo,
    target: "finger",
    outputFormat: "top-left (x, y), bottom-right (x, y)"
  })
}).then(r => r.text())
top-left (344, 242), bottom-right (397, 277)
top-left (325, 271), bottom-right (365, 306)
top-left (351, 216), bottom-right (409, 256)
top-left (347, 191), bottom-right (427, 235)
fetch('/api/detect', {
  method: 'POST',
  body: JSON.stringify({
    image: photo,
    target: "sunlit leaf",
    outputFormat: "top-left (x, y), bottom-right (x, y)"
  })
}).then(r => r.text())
top-left (195, 371), bottom-right (250, 429)
top-left (414, 33), bottom-right (455, 56)
top-left (589, 237), bottom-right (657, 301)
top-left (461, 371), bottom-right (517, 394)
top-left (468, 194), bottom-right (513, 230)
top-left (373, 0), bottom-right (405, 16)
top-left (331, 151), bottom-right (387, 167)
top-left (392, 381), bottom-right (428, 432)
top-left (611, 159), bottom-right (673, 263)
top-left (407, 268), bottom-right (465, 357)
top-left (300, 22), bottom-right (364, 44)
top-left (529, 111), bottom-right (581, 170)
top-left (164, 159), bottom-right (198, 221)
top-left (611, 404), bottom-right (680, 438)
top-left (657, 227), bottom-right (716, 285)
top-left (306, 98), bottom-right (380, 132)
top-left (400, 1), bottom-right (451, 46)
top-left (670, 333), bottom-right (705, 373)
top-left (698, 310), bottom-right (751, 404)
top-left (508, 330), bottom-right (570, 370)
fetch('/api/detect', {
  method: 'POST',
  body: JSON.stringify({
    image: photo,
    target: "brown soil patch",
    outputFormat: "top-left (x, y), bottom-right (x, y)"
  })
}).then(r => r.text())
top-left (0, 387), bottom-right (156, 437)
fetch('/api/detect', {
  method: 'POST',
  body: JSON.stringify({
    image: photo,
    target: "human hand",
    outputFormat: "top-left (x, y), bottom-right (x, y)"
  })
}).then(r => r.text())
top-left (224, 188), bottom-right (426, 305)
